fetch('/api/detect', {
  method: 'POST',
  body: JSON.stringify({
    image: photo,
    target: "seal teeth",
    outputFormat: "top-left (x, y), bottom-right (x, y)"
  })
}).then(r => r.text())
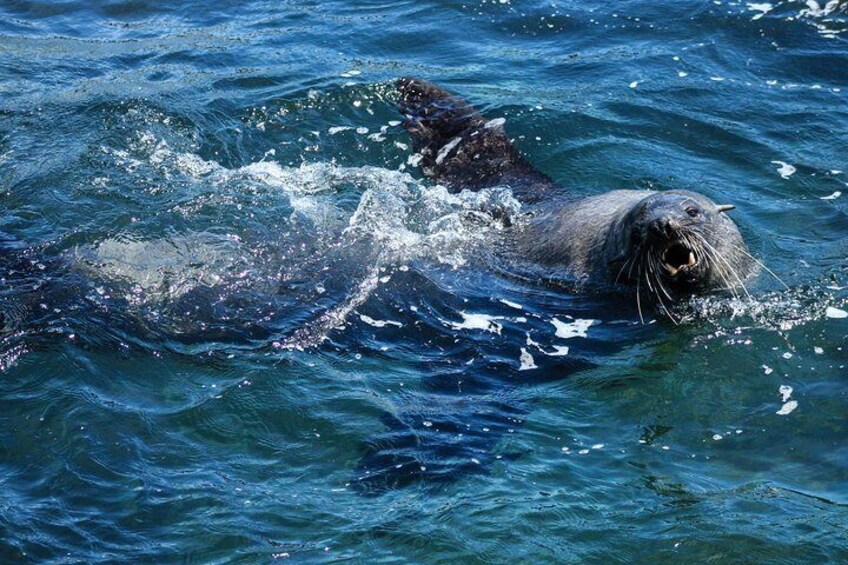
top-left (664, 263), bottom-right (678, 276)
top-left (688, 251), bottom-right (696, 266)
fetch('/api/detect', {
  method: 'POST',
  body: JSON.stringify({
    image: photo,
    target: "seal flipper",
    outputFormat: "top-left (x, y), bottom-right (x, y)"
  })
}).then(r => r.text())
top-left (397, 78), bottom-right (555, 201)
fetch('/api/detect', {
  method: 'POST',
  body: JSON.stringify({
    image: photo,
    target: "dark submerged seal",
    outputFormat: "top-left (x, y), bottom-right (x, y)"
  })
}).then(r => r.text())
top-left (396, 78), bottom-right (758, 311)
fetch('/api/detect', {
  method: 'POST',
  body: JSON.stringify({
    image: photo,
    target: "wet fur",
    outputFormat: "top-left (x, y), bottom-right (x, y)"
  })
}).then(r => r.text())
top-left (397, 77), bottom-right (555, 203)
top-left (525, 190), bottom-right (654, 282)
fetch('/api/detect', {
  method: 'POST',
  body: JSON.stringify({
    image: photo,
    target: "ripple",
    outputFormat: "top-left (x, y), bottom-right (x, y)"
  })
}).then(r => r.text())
top-left (2, 0), bottom-right (848, 561)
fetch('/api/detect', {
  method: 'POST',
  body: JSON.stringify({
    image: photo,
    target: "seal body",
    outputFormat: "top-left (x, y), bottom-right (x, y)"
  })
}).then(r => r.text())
top-left (524, 190), bottom-right (654, 282)
top-left (396, 78), bottom-right (757, 300)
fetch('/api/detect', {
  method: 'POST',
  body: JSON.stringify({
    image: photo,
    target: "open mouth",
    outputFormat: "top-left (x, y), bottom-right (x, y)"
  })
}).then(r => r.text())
top-left (662, 242), bottom-right (697, 276)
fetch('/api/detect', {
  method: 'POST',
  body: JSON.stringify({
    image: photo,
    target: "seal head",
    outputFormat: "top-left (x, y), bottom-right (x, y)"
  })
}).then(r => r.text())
top-left (607, 190), bottom-right (754, 297)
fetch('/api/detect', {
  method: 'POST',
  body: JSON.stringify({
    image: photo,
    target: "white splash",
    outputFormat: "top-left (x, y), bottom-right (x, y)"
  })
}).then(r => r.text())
top-left (747, 3), bottom-right (773, 20)
top-left (518, 348), bottom-right (537, 371)
top-left (820, 191), bottom-right (842, 200)
top-left (776, 400), bottom-right (798, 416)
top-left (499, 299), bottom-right (524, 310)
top-left (548, 345), bottom-right (570, 356)
top-left (771, 161), bottom-right (796, 179)
top-left (825, 306), bottom-right (848, 319)
top-left (551, 318), bottom-right (597, 339)
top-left (526, 334), bottom-right (570, 357)
top-left (100, 127), bottom-right (525, 349)
top-left (801, 0), bottom-right (841, 17)
top-left (359, 314), bottom-right (402, 328)
top-left (445, 311), bottom-right (504, 334)
top-left (776, 385), bottom-right (798, 415)
top-left (346, 180), bottom-right (519, 269)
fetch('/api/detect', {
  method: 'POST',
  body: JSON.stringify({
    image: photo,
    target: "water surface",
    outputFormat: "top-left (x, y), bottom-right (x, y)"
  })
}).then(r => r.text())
top-left (1, 0), bottom-right (847, 562)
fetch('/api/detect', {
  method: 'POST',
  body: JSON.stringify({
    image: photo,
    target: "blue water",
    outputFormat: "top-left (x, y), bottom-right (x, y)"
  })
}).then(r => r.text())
top-left (1, 0), bottom-right (847, 562)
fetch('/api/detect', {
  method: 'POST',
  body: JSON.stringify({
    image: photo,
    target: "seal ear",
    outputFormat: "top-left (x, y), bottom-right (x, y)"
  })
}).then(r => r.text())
top-left (716, 204), bottom-right (736, 213)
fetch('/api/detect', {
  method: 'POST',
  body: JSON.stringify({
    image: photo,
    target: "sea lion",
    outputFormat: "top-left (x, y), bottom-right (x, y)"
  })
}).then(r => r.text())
top-left (396, 78), bottom-right (758, 310)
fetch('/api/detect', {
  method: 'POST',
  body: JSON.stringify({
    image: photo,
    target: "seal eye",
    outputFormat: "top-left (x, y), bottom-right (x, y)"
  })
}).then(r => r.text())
top-left (685, 206), bottom-right (700, 218)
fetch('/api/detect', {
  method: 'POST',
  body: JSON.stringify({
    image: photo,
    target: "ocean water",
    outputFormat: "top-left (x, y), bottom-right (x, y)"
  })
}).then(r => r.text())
top-left (1, 0), bottom-right (847, 562)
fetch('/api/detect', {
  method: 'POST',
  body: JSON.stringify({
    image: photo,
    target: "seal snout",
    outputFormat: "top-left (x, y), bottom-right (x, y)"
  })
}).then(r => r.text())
top-left (642, 214), bottom-right (699, 277)
top-left (647, 216), bottom-right (681, 241)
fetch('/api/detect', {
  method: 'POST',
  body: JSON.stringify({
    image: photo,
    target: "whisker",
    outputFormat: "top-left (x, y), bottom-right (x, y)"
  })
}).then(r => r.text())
top-left (635, 255), bottom-right (645, 324)
top-left (615, 255), bottom-right (634, 285)
top-left (656, 269), bottom-right (676, 304)
top-left (627, 248), bottom-right (641, 281)
top-left (649, 268), bottom-right (679, 325)
top-left (704, 244), bottom-right (741, 300)
top-left (683, 231), bottom-right (738, 299)
top-left (709, 252), bottom-right (739, 299)
top-left (644, 261), bottom-right (656, 295)
top-left (685, 232), bottom-right (735, 298)
top-left (735, 246), bottom-right (789, 290)
top-left (648, 254), bottom-right (674, 302)
top-left (697, 235), bottom-right (752, 300)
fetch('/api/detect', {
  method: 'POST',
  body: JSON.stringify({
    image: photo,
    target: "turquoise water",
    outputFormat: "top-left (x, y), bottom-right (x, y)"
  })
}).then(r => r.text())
top-left (1, 0), bottom-right (847, 562)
